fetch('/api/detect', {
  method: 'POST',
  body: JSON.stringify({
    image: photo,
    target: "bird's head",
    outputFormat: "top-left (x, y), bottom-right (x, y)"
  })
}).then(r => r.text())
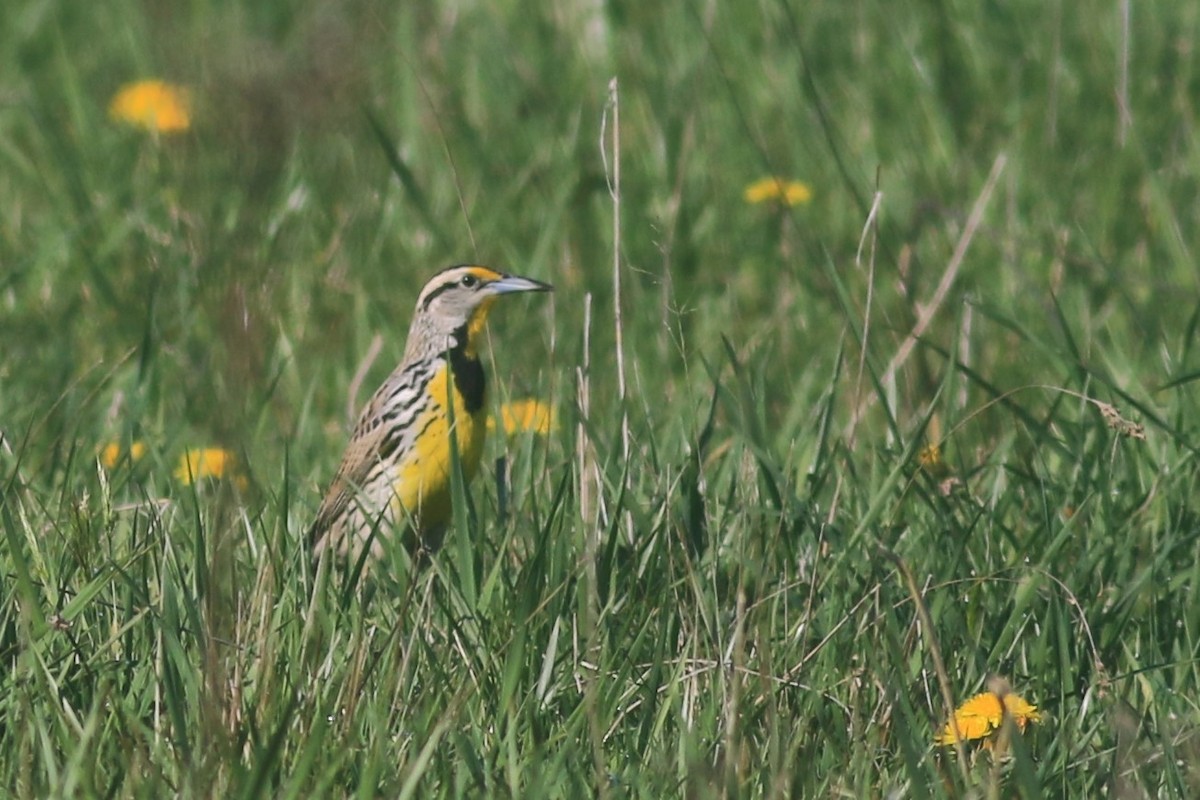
top-left (411, 265), bottom-right (552, 355)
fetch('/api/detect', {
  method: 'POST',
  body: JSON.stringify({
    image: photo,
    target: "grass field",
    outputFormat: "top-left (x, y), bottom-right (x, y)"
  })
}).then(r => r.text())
top-left (4, 0), bottom-right (1200, 796)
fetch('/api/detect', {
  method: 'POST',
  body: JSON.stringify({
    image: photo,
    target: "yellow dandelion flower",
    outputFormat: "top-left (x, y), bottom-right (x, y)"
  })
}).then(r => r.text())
top-left (743, 177), bottom-right (812, 206)
top-left (917, 443), bottom-right (942, 468)
top-left (935, 691), bottom-right (1042, 748)
top-left (174, 447), bottom-right (239, 485)
top-left (109, 80), bottom-right (191, 134)
top-left (918, 441), bottom-right (951, 480)
top-left (488, 399), bottom-right (557, 436)
top-left (918, 415), bottom-right (949, 476)
top-left (100, 441), bottom-right (147, 468)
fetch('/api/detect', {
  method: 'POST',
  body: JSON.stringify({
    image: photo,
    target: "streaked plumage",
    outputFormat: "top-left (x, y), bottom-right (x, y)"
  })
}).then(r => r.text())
top-left (310, 265), bottom-right (551, 561)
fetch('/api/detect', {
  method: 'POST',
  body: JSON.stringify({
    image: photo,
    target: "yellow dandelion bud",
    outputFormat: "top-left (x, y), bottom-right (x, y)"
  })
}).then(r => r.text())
top-left (743, 177), bottom-right (812, 206)
top-left (935, 691), bottom-right (1042, 748)
top-left (488, 399), bottom-right (557, 436)
top-left (109, 80), bottom-right (191, 134)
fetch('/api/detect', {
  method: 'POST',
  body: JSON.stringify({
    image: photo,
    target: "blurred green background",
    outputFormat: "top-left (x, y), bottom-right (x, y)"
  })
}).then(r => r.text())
top-left (3, 0), bottom-right (1200, 796)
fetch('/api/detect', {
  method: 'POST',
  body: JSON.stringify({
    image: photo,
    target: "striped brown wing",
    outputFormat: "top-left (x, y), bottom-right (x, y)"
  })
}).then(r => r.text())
top-left (309, 356), bottom-right (440, 556)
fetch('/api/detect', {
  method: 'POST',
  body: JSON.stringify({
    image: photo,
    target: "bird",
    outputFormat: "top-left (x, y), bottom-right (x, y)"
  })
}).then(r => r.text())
top-left (310, 264), bottom-right (552, 563)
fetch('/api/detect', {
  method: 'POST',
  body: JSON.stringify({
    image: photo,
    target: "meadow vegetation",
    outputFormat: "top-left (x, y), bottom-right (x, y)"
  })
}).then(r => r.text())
top-left (3, 0), bottom-right (1200, 796)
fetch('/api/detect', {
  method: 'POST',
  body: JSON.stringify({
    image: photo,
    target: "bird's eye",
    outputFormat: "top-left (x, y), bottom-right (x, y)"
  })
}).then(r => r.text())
top-left (460, 274), bottom-right (478, 288)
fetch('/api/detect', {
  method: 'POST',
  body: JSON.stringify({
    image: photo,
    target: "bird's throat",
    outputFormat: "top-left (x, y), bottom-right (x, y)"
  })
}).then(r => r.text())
top-left (462, 299), bottom-right (496, 359)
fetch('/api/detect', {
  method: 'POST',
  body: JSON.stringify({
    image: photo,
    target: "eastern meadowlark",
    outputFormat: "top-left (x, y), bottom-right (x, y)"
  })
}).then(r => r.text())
top-left (310, 265), bottom-right (552, 562)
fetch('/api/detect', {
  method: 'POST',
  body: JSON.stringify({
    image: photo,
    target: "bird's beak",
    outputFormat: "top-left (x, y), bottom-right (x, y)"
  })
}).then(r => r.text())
top-left (488, 274), bottom-right (553, 295)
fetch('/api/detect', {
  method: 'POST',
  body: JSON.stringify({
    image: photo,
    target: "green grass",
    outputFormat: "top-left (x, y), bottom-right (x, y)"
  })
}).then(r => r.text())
top-left (4, 0), bottom-right (1200, 796)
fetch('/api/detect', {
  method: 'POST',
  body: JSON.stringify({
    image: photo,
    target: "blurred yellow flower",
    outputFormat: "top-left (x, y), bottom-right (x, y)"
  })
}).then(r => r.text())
top-left (935, 691), bottom-right (1042, 749)
top-left (917, 443), bottom-right (941, 467)
top-left (109, 80), bottom-right (191, 133)
top-left (743, 177), bottom-right (812, 206)
top-left (100, 441), bottom-right (147, 468)
top-left (488, 400), bottom-right (557, 436)
top-left (918, 415), bottom-right (949, 478)
top-left (174, 447), bottom-right (241, 485)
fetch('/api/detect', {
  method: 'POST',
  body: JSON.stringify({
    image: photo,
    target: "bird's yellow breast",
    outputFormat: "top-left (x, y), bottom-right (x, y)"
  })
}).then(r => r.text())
top-left (391, 359), bottom-right (488, 531)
